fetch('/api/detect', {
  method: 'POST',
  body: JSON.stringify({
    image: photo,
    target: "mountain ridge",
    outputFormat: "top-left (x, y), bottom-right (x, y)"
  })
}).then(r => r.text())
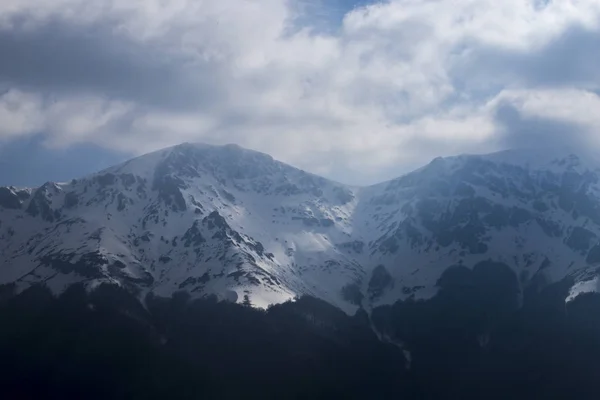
top-left (1, 142), bottom-right (600, 313)
top-left (4, 142), bottom-right (598, 191)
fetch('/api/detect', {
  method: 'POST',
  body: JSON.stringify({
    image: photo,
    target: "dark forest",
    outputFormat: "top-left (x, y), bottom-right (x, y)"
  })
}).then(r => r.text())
top-left (2, 261), bottom-right (599, 399)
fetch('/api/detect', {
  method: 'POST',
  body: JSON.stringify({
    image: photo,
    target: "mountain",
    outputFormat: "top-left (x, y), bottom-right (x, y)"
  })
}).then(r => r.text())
top-left (1, 142), bottom-right (600, 313)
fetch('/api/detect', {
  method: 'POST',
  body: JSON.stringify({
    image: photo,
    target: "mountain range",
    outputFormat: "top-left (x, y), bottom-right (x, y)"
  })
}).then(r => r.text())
top-left (1, 142), bottom-right (599, 313)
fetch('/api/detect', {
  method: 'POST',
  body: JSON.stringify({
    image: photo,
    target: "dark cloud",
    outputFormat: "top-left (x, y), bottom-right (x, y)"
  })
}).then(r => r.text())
top-left (494, 102), bottom-right (588, 150)
top-left (0, 15), bottom-right (224, 110)
top-left (520, 26), bottom-right (600, 87)
top-left (451, 25), bottom-right (600, 93)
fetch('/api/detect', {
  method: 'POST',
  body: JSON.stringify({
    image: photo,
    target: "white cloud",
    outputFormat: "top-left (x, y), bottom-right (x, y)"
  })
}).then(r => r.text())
top-left (0, 0), bottom-right (599, 183)
top-left (491, 88), bottom-right (600, 148)
top-left (0, 90), bottom-right (44, 139)
top-left (494, 88), bottom-right (600, 128)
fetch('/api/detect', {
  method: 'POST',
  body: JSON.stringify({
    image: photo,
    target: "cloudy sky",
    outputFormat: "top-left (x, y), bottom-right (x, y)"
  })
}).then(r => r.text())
top-left (1, 0), bottom-right (599, 186)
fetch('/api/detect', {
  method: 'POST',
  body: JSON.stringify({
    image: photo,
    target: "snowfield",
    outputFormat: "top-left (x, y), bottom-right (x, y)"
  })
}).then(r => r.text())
top-left (2, 142), bottom-right (600, 313)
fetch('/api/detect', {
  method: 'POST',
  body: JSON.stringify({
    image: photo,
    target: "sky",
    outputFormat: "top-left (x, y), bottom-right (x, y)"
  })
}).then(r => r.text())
top-left (0, 0), bottom-right (600, 186)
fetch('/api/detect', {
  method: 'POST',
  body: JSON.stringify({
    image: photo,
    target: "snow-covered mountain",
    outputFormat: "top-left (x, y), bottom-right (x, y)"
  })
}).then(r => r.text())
top-left (1, 143), bottom-right (600, 313)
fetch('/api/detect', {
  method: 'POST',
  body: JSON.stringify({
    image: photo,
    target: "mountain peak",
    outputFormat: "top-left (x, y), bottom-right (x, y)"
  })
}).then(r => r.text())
top-left (99, 142), bottom-right (278, 183)
top-left (167, 142), bottom-right (278, 179)
top-left (2, 143), bottom-right (600, 314)
top-left (459, 146), bottom-right (600, 172)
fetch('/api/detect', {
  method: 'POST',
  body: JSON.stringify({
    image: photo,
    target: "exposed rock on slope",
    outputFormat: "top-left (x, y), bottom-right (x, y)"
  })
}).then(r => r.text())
top-left (1, 143), bottom-right (599, 313)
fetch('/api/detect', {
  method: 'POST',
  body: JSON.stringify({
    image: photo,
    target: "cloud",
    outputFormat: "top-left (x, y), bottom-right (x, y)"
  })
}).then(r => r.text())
top-left (0, 0), bottom-right (599, 184)
top-left (0, 90), bottom-right (43, 139)
top-left (494, 88), bottom-right (600, 155)
top-left (494, 103), bottom-right (588, 150)
top-left (452, 25), bottom-right (600, 94)
top-left (0, 14), bottom-right (226, 111)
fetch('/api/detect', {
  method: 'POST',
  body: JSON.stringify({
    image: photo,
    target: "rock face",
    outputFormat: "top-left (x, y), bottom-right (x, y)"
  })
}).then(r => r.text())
top-left (1, 143), bottom-right (600, 313)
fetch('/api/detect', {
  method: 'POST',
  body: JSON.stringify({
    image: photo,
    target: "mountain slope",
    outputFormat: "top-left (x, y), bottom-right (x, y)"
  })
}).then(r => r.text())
top-left (360, 149), bottom-right (600, 306)
top-left (1, 143), bottom-right (600, 312)
top-left (0, 143), bottom-right (363, 311)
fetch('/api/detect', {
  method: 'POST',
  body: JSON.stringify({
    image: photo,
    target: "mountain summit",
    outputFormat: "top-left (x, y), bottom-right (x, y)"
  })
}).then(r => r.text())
top-left (1, 143), bottom-right (599, 312)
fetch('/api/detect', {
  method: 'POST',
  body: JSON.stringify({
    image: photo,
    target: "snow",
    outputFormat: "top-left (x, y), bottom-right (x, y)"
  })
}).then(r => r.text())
top-left (567, 277), bottom-right (600, 302)
top-left (1, 143), bottom-right (600, 313)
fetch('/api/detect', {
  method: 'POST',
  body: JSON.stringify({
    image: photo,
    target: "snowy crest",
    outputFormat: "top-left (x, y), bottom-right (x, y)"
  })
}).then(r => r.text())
top-left (1, 144), bottom-right (600, 313)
